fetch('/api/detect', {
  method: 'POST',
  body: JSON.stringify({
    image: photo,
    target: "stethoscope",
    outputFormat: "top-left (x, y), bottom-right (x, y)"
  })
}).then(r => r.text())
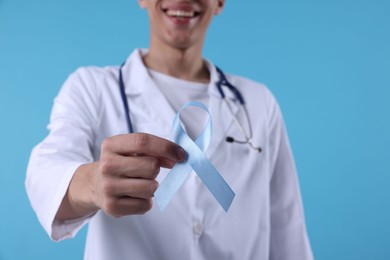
top-left (119, 64), bottom-right (262, 153)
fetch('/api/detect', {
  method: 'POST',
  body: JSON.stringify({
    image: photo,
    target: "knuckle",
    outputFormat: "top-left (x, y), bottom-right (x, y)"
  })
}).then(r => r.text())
top-left (99, 159), bottom-right (115, 175)
top-left (145, 180), bottom-right (159, 198)
top-left (126, 199), bottom-right (153, 215)
top-left (101, 137), bottom-right (113, 153)
top-left (145, 199), bottom-right (153, 212)
top-left (103, 198), bottom-right (118, 216)
top-left (101, 180), bottom-right (115, 196)
top-left (150, 180), bottom-right (159, 197)
top-left (139, 199), bottom-right (153, 214)
top-left (133, 133), bottom-right (149, 149)
top-left (148, 159), bottom-right (160, 178)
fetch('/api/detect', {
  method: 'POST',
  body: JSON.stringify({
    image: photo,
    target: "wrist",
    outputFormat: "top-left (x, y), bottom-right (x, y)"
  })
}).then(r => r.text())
top-left (68, 162), bottom-right (100, 215)
top-left (56, 162), bottom-right (99, 221)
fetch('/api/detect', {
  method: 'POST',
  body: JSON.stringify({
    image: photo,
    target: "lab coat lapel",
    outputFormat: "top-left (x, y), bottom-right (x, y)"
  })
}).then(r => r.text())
top-left (139, 76), bottom-right (176, 139)
top-left (206, 65), bottom-right (240, 158)
top-left (123, 49), bottom-right (176, 139)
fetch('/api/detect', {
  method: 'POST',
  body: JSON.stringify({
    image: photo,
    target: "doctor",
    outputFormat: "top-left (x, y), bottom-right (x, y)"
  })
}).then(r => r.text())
top-left (26, 0), bottom-right (313, 259)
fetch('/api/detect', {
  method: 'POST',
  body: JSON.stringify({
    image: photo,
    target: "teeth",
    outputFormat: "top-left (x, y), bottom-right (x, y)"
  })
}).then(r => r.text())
top-left (166, 9), bottom-right (195, 18)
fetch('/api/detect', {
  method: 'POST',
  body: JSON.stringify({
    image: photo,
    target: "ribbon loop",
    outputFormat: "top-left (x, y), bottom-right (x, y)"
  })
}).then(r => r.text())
top-left (155, 101), bottom-right (235, 212)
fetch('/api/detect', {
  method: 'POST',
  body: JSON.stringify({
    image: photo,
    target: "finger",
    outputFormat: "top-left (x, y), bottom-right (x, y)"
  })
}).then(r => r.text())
top-left (104, 197), bottom-right (153, 217)
top-left (159, 158), bottom-right (177, 169)
top-left (100, 156), bottom-right (161, 179)
top-left (112, 178), bottom-right (159, 199)
top-left (102, 133), bottom-right (187, 162)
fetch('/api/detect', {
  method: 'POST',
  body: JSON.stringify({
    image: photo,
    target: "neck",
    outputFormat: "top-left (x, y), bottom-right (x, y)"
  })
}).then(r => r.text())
top-left (143, 42), bottom-right (210, 84)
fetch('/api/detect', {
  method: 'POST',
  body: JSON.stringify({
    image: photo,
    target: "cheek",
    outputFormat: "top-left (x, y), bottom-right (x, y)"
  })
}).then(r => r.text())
top-left (148, 9), bottom-right (163, 28)
top-left (199, 13), bottom-right (214, 29)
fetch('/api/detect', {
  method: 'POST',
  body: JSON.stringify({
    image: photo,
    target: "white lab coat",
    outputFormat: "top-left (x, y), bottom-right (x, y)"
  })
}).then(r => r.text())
top-left (26, 49), bottom-right (313, 260)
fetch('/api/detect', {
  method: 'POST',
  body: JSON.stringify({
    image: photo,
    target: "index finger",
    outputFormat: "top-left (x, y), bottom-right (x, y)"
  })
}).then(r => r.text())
top-left (103, 133), bottom-right (187, 163)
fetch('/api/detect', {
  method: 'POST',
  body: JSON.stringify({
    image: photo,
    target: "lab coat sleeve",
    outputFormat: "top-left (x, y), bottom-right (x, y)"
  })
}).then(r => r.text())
top-left (265, 91), bottom-right (314, 260)
top-left (26, 67), bottom-right (100, 241)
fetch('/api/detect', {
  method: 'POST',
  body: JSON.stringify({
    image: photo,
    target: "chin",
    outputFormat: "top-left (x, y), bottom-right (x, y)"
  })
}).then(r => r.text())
top-left (171, 32), bottom-right (203, 48)
top-left (171, 42), bottom-right (194, 50)
top-left (166, 37), bottom-right (196, 50)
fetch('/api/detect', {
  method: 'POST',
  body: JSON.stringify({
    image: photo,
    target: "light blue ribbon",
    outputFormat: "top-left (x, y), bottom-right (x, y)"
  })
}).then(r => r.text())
top-left (155, 101), bottom-right (235, 212)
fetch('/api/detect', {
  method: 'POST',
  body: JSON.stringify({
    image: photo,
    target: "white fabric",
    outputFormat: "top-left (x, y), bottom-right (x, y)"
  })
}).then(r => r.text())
top-left (148, 68), bottom-right (209, 139)
top-left (26, 49), bottom-right (313, 260)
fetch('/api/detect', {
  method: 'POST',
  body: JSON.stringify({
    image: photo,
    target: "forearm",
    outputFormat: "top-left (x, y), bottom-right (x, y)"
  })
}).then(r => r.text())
top-left (55, 162), bottom-right (99, 221)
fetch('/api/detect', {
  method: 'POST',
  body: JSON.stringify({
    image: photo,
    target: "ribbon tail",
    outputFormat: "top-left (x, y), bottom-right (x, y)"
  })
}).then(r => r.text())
top-left (190, 157), bottom-right (235, 212)
top-left (184, 143), bottom-right (235, 212)
top-left (154, 162), bottom-right (193, 211)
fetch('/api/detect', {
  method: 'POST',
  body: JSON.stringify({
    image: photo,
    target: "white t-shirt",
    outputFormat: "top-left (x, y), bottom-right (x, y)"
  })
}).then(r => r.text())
top-left (148, 69), bottom-right (209, 140)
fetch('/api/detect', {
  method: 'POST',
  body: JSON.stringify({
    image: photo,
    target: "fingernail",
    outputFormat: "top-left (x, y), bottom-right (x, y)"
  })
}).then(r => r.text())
top-left (176, 147), bottom-right (187, 161)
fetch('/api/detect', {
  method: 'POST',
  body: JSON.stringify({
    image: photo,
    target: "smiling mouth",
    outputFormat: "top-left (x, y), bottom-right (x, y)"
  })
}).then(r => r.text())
top-left (162, 8), bottom-right (200, 19)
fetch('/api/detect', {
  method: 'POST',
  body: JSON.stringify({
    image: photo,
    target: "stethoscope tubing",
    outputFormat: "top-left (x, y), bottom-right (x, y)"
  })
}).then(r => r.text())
top-left (119, 62), bottom-right (134, 133)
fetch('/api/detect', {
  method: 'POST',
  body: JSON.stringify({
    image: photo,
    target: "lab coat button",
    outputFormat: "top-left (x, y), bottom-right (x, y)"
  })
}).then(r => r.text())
top-left (193, 223), bottom-right (203, 236)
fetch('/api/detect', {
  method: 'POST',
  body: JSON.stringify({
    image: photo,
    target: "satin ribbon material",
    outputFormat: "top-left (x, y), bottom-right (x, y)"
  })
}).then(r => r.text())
top-left (155, 101), bottom-right (235, 212)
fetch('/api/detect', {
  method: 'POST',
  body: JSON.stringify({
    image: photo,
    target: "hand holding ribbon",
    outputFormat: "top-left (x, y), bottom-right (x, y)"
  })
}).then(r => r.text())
top-left (155, 101), bottom-right (235, 212)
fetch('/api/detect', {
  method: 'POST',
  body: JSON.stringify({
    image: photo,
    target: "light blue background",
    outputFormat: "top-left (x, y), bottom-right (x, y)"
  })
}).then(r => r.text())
top-left (0, 0), bottom-right (389, 259)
